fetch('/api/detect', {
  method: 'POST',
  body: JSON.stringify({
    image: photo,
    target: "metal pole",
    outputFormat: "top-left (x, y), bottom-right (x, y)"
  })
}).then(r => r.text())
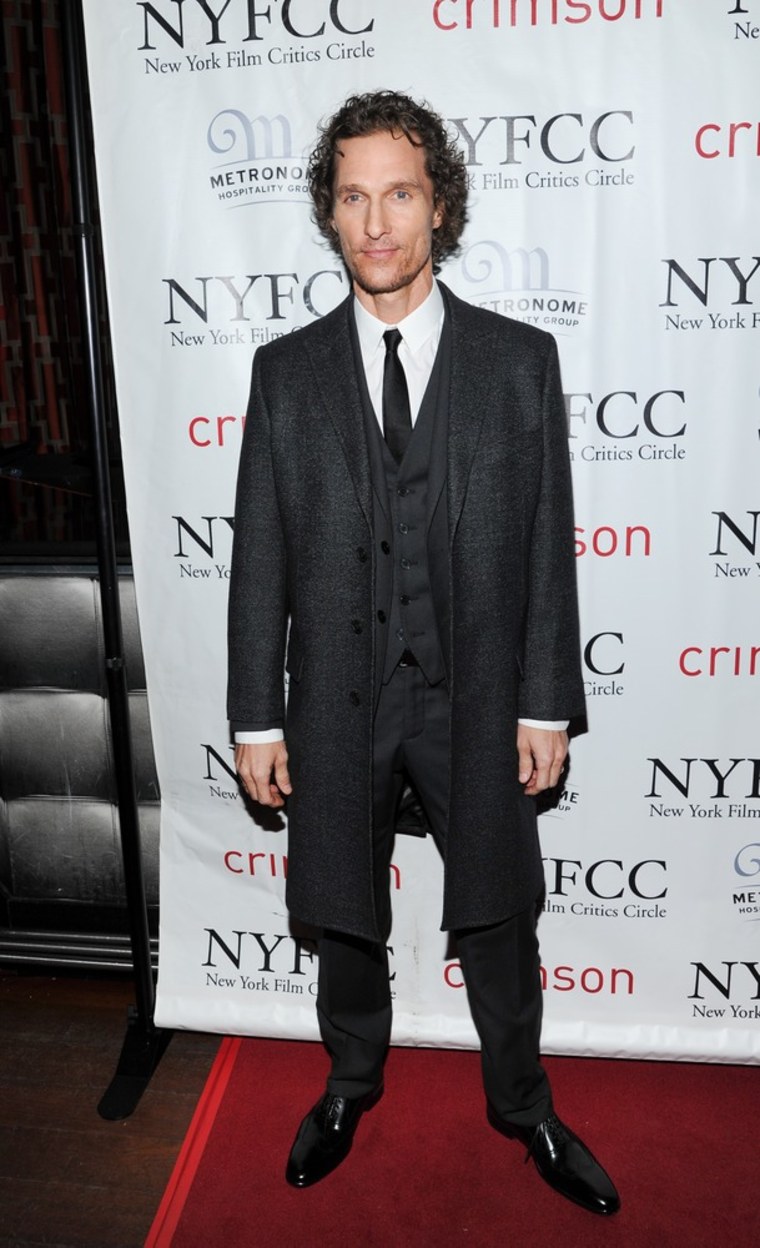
top-left (59, 0), bottom-right (170, 1119)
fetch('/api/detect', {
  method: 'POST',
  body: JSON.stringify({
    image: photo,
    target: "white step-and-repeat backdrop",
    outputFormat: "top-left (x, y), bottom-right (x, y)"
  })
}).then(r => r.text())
top-left (82, 1), bottom-right (759, 1062)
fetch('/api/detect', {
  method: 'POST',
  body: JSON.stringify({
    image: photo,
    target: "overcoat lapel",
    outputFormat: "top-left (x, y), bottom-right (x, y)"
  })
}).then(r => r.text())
top-left (441, 286), bottom-right (497, 543)
top-left (423, 314), bottom-right (450, 533)
top-left (347, 304), bottom-right (391, 525)
top-left (302, 297), bottom-right (373, 532)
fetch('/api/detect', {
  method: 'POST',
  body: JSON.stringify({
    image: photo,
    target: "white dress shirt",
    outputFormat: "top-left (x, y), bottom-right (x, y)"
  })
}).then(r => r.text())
top-left (235, 283), bottom-right (566, 741)
top-left (353, 279), bottom-right (445, 429)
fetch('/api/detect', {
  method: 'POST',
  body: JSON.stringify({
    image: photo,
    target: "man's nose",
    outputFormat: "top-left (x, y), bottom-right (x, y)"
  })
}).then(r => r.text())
top-left (365, 199), bottom-right (389, 238)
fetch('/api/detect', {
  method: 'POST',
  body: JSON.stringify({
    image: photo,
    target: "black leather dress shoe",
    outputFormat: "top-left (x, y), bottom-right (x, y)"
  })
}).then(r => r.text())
top-left (285, 1085), bottom-right (383, 1188)
top-left (489, 1108), bottom-right (620, 1215)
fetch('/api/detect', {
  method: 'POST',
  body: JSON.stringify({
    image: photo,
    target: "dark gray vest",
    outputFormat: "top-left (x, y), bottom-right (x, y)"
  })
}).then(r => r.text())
top-left (349, 309), bottom-right (451, 695)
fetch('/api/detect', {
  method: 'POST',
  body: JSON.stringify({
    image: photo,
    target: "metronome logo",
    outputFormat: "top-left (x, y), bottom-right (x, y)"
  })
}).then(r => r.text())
top-left (206, 109), bottom-right (310, 206)
top-left (730, 842), bottom-right (760, 923)
top-left (454, 241), bottom-right (590, 335)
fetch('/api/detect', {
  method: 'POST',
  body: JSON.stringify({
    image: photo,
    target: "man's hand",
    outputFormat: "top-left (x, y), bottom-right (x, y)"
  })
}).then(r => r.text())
top-left (517, 725), bottom-right (568, 796)
top-left (235, 740), bottom-right (292, 808)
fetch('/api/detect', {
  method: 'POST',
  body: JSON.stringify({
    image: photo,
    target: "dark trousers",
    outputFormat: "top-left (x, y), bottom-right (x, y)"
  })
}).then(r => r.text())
top-left (316, 663), bottom-right (552, 1128)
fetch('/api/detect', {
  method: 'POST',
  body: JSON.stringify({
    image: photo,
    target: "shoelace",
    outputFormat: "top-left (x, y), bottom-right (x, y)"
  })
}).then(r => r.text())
top-left (523, 1113), bottom-right (570, 1163)
top-left (322, 1095), bottom-right (344, 1128)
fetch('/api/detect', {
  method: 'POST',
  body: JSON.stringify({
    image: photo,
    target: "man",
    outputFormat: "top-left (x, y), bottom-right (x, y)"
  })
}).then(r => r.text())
top-left (228, 91), bottom-right (619, 1216)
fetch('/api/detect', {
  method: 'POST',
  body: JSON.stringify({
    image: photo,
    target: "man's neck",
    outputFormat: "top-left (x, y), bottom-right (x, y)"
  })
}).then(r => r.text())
top-left (353, 268), bottom-right (434, 325)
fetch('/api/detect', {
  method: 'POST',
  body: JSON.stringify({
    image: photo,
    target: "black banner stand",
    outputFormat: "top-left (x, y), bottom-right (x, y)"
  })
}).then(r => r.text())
top-left (60, 0), bottom-right (171, 1120)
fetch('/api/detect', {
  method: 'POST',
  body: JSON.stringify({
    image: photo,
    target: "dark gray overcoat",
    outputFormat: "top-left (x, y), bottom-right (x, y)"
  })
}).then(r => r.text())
top-left (227, 283), bottom-right (585, 942)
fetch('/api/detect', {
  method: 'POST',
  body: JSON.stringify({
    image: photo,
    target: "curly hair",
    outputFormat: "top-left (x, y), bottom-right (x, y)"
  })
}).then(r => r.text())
top-left (307, 90), bottom-right (469, 272)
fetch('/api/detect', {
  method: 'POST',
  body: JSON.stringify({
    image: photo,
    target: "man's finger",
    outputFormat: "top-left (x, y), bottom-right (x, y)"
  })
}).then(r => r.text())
top-left (548, 750), bottom-right (565, 790)
top-left (251, 765), bottom-right (279, 806)
top-left (518, 743), bottom-right (535, 785)
top-left (530, 757), bottom-right (551, 793)
top-left (274, 756), bottom-right (292, 795)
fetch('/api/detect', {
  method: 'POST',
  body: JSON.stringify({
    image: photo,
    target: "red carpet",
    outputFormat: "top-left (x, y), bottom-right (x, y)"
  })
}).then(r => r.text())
top-left (147, 1038), bottom-right (757, 1247)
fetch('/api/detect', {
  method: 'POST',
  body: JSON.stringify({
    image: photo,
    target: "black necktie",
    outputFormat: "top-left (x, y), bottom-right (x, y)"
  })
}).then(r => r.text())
top-left (382, 328), bottom-right (412, 464)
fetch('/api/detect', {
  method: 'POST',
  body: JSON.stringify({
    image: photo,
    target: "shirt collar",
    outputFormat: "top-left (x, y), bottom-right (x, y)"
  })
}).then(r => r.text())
top-left (353, 280), bottom-right (445, 358)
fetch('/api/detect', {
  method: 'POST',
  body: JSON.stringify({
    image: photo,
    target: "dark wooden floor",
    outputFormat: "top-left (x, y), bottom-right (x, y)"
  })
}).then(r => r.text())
top-left (0, 971), bottom-right (220, 1248)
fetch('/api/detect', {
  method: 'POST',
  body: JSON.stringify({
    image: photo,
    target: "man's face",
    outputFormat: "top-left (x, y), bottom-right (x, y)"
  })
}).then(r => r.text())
top-left (330, 129), bottom-right (442, 301)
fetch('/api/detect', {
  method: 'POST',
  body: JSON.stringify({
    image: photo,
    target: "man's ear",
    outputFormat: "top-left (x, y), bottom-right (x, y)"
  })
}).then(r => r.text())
top-left (433, 203), bottom-right (443, 230)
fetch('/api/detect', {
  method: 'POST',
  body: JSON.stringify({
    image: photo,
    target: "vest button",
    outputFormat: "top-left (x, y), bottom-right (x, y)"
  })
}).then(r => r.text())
top-left (381, 540), bottom-right (390, 555)
top-left (399, 522), bottom-right (409, 534)
top-left (400, 594), bottom-right (410, 606)
top-left (400, 558), bottom-right (411, 570)
top-left (377, 610), bottom-right (387, 623)
top-left (397, 486), bottom-right (408, 497)
top-left (356, 546), bottom-right (368, 562)
top-left (349, 690), bottom-right (360, 706)
top-left (351, 619), bottom-right (363, 633)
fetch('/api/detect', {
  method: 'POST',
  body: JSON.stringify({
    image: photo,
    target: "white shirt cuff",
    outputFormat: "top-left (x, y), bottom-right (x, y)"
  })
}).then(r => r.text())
top-left (517, 718), bottom-right (569, 732)
top-left (234, 729), bottom-right (285, 743)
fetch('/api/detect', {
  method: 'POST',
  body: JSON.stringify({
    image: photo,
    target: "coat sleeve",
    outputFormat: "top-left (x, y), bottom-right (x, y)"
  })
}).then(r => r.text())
top-left (517, 337), bottom-right (586, 722)
top-left (227, 350), bottom-right (288, 732)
